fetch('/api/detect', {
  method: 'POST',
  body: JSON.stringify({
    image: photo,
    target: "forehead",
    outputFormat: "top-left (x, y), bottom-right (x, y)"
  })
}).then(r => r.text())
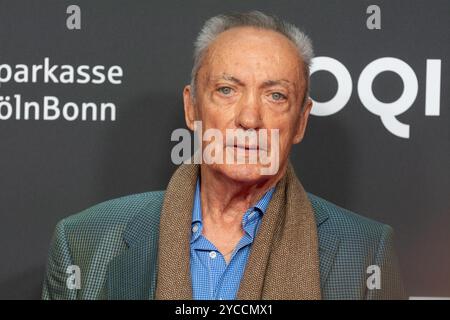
top-left (201, 26), bottom-right (304, 84)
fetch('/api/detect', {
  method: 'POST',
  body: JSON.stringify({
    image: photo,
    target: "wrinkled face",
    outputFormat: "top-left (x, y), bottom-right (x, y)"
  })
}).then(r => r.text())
top-left (183, 26), bottom-right (312, 184)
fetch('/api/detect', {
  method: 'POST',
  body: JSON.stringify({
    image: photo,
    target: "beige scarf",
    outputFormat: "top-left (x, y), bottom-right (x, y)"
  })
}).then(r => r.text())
top-left (155, 162), bottom-right (321, 299)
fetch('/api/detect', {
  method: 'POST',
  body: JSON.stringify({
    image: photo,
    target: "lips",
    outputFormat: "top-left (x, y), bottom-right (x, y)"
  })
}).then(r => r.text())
top-left (227, 144), bottom-right (266, 152)
top-left (234, 144), bottom-right (258, 150)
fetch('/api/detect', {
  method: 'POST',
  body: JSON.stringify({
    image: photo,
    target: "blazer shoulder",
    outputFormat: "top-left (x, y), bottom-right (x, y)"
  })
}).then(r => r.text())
top-left (57, 190), bottom-right (165, 240)
top-left (307, 193), bottom-right (404, 299)
top-left (307, 192), bottom-right (390, 242)
top-left (43, 190), bottom-right (165, 299)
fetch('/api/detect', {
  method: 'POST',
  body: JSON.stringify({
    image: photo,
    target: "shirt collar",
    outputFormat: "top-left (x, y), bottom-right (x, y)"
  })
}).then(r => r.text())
top-left (191, 179), bottom-right (203, 225)
top-left (252, 186), bottom-right (275, 215)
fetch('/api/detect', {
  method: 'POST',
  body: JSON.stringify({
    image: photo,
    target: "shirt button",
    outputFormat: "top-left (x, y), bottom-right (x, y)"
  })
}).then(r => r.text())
top-left (209, 251), bottom-right (217, 259)
top-left (192, 224), bottom-right (199, 233)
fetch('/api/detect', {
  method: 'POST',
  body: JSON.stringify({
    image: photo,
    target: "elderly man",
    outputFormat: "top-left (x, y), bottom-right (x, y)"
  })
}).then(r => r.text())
top-left (42, 11), bottom-right (404, 300)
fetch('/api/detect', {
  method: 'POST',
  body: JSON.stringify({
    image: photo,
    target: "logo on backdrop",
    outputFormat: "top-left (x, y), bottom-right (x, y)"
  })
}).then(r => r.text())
top-left (310, 56), bottom-right (442, 139)
top-left (1, 55), bottom-right (441, 139)
top-left (0, 57), bottom-right (123, 122)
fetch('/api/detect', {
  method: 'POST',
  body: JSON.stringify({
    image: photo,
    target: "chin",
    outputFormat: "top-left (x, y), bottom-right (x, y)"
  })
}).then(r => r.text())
top-left (214, 163), bottom-right (274, 184)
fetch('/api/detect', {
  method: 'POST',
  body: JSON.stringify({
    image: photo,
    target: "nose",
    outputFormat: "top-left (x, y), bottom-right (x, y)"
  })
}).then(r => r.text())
top-left (235, 91), bottom-right (263, 130)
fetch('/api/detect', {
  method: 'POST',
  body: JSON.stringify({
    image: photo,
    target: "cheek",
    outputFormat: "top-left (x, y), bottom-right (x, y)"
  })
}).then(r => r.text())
top-left (198, 104), bottom-right (235, 131)
top-left (265, 115), bottom-right (298, 148)
top-left (278, 131), bottom-right (295, 151)
top-left (265, 111), bottom-right (296, 133)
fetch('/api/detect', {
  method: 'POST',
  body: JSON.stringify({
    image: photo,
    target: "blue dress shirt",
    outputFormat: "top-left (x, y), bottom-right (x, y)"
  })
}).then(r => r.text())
top-left (190, 179), bottom-right (275, 300)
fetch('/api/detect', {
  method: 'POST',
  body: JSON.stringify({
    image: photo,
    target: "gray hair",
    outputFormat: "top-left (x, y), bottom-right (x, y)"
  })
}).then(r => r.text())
top-left (190, 11), bottom-right (314, 107)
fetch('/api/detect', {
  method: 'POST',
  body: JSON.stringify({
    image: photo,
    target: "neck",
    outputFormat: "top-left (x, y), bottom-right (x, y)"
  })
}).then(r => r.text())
top-left (199, 163), bottom-right (287, 228)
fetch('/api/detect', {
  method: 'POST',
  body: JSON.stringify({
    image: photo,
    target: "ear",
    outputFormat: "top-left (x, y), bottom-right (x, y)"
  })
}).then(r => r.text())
top-left (293, 98), bottom-right (313, 144)
top-left (183, 85), bottom-right (196, 131)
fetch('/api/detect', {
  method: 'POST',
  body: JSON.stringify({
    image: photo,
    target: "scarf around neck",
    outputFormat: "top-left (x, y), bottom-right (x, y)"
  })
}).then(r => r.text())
top-left (155, 162), bottom-right (321, 300)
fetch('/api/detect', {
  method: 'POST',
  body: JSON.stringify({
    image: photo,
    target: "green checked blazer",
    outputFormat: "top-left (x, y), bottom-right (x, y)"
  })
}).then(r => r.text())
top-left (42, 191), bottom-right (405, 300)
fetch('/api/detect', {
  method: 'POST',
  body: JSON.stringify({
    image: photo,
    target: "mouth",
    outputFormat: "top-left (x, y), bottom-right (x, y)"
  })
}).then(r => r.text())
top-left (228, 144), bottom-right (266, 152)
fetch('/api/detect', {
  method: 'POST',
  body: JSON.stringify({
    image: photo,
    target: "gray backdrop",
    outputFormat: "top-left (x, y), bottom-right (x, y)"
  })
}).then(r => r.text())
top-left (0, 0), bottom-right (448, 299)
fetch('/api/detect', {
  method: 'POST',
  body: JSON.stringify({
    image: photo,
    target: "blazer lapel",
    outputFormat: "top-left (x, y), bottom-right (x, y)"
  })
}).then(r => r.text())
top-left (308, 194), bottom-right (340, 290)
top-left (106, 201), bottom-right (161, 300)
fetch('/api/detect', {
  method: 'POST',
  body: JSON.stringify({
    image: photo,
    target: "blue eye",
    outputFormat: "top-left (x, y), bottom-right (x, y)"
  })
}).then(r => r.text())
top-left (271, 92), bottom-right (286, 101)
top-left (218, 87), bottom-right (233, 95)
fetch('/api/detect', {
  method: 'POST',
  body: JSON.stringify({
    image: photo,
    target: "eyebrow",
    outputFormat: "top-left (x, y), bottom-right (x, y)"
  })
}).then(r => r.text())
top-left (211, 74), bottom-right (245, 86)
top-left (211, 73), bottom-right (294, 90)
top-left (261, 79), bottom-right (293, 89)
